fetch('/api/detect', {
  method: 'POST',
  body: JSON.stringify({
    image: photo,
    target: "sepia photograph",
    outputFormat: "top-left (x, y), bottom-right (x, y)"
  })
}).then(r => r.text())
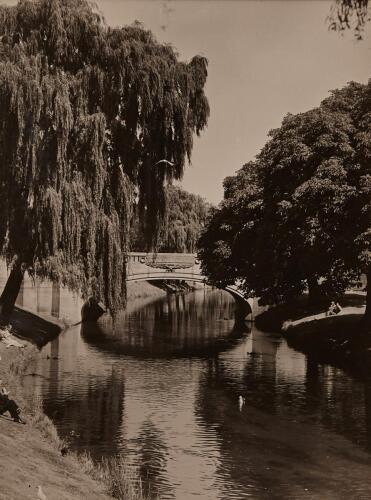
top-left (0, 0), bottom-right (369, 498)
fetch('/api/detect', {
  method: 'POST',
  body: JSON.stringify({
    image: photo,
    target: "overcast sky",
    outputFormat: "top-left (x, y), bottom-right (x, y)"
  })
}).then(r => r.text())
top-left (2, 0), bottom-right (370, 204)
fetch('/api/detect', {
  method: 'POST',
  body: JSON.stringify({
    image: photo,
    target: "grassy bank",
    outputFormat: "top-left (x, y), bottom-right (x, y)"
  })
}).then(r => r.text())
top-left (0, 343), bottom-right (112, 500)
top-left (256, 293), bottom-right (369, 377)
top-left (283, 311), bottom-right (371, 377)
top-left (255, 292), bottom-right (366, 332)
top-left (0, 315), bottom-right (154, 500)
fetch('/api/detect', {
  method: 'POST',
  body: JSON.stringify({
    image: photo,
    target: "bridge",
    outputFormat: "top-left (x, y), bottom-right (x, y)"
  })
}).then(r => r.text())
top-left (126, 252), bottom-right (263, 318)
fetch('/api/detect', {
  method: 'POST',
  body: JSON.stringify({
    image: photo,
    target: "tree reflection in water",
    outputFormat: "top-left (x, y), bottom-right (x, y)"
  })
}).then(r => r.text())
top-left (21, 288), bottom-right (371, 499)
top-left (81, 289), bottom-right (250, 359)
top-left (132, 419), bottom-right (171, 499)
top-left (194, 326), bottom-right (371, 498)
top-left (23, 334), bottom-right (126, 460)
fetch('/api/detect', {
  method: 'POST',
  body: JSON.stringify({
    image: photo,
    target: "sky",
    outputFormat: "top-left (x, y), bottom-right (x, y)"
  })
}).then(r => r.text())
top-left (96, 0), bottom-right (370, 204)
top-left (1, 0), bottom-right (370, 204)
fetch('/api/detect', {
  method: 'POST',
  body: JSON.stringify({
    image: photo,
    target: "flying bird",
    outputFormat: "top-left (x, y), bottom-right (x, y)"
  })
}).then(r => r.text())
top-left (153, 159), bottom-right (174, 167)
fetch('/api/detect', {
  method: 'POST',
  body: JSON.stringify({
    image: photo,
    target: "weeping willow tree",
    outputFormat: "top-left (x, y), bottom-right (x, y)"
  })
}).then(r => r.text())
top-left (0, 0), bottom-right (209, 320)
top-left (130, 186), bottom-right (212, 253)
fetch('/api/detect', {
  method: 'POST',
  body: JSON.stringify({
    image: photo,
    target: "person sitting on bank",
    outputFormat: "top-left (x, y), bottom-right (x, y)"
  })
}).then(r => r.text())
top-left (0, 383), bottom-right (25, 424)
top-left (326, 301), bottom-right (342, 316)
top-left (334, 301), bottom-right (342, 314)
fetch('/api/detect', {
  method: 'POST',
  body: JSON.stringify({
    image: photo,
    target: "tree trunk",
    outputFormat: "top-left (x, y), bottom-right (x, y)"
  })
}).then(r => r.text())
top-left (51, 282), bottom-right (60, 318)
top-left (0, 264), bottom-right (25, 324)
top-left (307, 276), bottom-right (322, 304)
top-left (364, 268), bottom-right (371, 327)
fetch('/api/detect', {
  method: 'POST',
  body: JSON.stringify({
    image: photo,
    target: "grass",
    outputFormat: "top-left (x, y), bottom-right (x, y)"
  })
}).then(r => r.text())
top-left (76, 453), bottom-right (157, 500)
top-left (1, 344), bottom-right (68, 452)
top-left (255, 292), bottom-right (366, 332)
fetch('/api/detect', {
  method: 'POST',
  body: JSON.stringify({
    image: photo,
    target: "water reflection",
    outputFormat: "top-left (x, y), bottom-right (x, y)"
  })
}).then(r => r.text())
top-left (19, 288), bottom-right (371, 499)
top-left (22, 332), bottom-right (126, 459)
top-left (51, 282), bottom-right (61, 317)
top-left (195, 327), bottom-right (371, 498)
top-left (134, 419), bottom-right (170, 498)
top-left (196, 327), bottom-right (371, 452)
top-left (81, 290), bottom-right (250, 359)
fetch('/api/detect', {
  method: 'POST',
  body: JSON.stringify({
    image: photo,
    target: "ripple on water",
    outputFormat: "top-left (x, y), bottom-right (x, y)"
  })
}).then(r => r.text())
top-left (19, 288), bottom-right (371, 499)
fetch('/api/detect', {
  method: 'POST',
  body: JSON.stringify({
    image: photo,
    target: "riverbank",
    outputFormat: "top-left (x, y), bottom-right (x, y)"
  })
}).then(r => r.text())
top-left (0, 340), bottom-right (113, 500)
top-left (256, 293), bottom-right (369, 376)
top-left (255, 292), bottom-right (366, 331)
top-left (0, 309), bottom-right (153, 500)
top-left (8, 305), bottom-right (65, 347)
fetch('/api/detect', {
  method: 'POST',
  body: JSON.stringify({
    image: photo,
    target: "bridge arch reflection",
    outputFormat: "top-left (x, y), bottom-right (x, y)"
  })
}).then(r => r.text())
top-left (81, 290), bottom-right (251, 359)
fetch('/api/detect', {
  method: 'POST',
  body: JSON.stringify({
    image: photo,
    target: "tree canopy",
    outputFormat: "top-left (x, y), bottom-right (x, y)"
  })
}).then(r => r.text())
top-left (199, 80), bottom-right (371, 319)
top-left (160, 186), bottom-right (211, 253)
top-left (0, 0), bottom-right (209, 315)
top-left (131, 185), bottom-right (212, 254)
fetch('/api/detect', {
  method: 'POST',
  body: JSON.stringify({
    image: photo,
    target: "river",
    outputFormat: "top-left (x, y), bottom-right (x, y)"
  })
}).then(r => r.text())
top-left (19, 286), bottom-right (371, 499)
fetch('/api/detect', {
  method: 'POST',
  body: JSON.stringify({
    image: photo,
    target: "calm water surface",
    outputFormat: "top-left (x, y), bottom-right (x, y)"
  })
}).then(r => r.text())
top-left (20, 287), bottom-right (371, 499)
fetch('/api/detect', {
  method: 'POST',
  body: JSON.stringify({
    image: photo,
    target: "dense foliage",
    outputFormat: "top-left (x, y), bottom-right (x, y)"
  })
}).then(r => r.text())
top-left (0, 0), bottom-right (209, 315)
top-left (199, 81), bottom-right (371, 319)
top-left (131, 186), bottom-right (211, 253)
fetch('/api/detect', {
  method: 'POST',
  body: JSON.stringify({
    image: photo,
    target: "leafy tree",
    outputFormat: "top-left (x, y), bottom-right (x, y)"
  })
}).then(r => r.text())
top-left (131, 185), bottom-right (211, 253)
top-left (198, 162), bottom-right (264, 291)
top-left (159, 186), bottom-right (211, 253)
top-left (0, 0), bottom-right (209, 319)
top-left (199, 80), bottom-right (371, 323)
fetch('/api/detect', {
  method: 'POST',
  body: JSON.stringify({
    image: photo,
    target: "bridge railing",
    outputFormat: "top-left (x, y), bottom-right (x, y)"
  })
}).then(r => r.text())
top-left (127, 252), bottom-right (197, 264)
top-left (126, 252), bottom-right (200, 277)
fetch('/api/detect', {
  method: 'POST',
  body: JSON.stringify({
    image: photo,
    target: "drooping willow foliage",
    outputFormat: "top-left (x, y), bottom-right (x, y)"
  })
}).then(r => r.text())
top-left (131, 186), bottom-right (212, 253)
top-left (160, 186), bottom-right (212, 253)
top-left (328, 0), bottom-right (370, 39)
top-left (0, 0), bottom-right (209, 313)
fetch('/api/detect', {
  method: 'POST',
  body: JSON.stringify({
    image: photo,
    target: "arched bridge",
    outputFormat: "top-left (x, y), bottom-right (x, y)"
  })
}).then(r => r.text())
top-left (127, 252), bottom-right (263, 318)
